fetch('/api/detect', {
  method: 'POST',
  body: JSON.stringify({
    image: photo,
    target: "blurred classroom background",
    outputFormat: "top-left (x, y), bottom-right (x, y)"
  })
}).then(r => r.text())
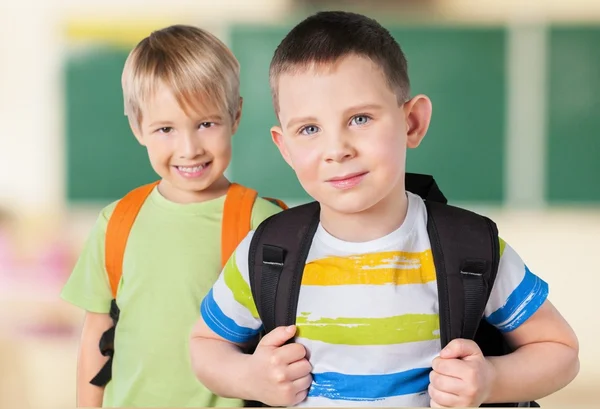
top-left (0, 0), bottom-right (598, 407)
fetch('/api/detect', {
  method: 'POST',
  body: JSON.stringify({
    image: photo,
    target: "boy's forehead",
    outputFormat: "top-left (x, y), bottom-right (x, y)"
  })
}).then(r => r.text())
top-left (141, 84), bottom-right (225, 120)
top-left (276, 55), bottom-right (394, 119)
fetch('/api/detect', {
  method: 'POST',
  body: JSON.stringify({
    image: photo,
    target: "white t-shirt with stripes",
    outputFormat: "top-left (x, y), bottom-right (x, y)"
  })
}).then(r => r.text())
top-left (201, 192), bottom-right (549, 407)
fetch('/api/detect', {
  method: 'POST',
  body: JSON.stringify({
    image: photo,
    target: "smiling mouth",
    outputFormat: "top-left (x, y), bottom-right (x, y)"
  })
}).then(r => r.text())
top-left (174, 161), bottom-right (212, 177)
top-left (327, 171), bottom-right (368, 182)
top-left (326, 172), bottom-right (368, 190)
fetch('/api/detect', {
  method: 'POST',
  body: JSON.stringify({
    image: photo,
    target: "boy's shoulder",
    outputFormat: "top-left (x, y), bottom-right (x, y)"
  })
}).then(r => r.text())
top-left (91, 182), bottom-right (159, 236)
top-left (250, 195), bottom-right (287, 229)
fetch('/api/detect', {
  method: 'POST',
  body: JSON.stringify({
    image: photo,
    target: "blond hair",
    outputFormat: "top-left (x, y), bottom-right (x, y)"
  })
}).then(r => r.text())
top-left (122, 24), bottom-right (240, 129)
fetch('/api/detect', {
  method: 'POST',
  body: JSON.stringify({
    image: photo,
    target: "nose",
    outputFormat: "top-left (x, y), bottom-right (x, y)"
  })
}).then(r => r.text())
top-left (177, 132), bottom-right (205, 160)
top-left (324, 131), bottom-right (356, 163)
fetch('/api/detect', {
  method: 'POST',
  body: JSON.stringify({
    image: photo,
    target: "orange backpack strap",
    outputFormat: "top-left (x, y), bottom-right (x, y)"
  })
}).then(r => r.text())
top-left (263, 197), bottom-right (289, 210)
top-left (105, 181), bottom-right (159, 298)
top-left (221, 183), bottom-right (258, 268)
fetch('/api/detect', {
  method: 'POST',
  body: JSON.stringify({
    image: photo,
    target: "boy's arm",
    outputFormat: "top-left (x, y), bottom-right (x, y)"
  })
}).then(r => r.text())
top-left (190, 314), bottom-right (310, 406)
top-left (76, 312), bottom-right (114, 407)
top-left (429, 240), bottom-right (579, 407)
top-left (190, 232), bottom-right (312, 406)
top-left (484, 299), bottom-right (579, 403)
top-left (189, 315), bottom-right (253, 399)
top-left (60, 204), bottom-right (116, 407)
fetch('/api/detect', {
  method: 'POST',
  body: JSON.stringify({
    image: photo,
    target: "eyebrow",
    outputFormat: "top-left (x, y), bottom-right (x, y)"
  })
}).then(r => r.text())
top-left (148, 121), bottom-right (174, 129)
top-left (199, 114), bottom-right (224, 122)
top-left (147, 114), bottom-right (224, 129)
top-left (342, 103), bottom-right (384, 116)
top-left (286, 116), bottom-right (318, 131)
top-left (285, 103), bottom-right (384, 130)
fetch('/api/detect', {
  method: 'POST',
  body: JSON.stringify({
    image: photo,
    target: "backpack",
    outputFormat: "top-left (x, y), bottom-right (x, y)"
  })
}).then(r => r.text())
top-left (246, 173), bottom-right (539, 408)
top-left (89, 181), bottom-right (287, 387)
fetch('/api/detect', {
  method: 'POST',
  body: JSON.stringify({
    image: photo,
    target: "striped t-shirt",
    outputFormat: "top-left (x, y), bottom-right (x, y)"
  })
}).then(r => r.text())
top-left (201, 192), bottom-right (549, 407)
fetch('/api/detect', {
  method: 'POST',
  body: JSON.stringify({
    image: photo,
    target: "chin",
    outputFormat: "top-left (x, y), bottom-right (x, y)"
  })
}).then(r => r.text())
top-left (316, 191), bottom-right (379, 215)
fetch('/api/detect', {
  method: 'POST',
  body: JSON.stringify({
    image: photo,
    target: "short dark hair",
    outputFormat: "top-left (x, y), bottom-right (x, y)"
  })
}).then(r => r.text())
top-left (269, 11), bottom-right (410, 112)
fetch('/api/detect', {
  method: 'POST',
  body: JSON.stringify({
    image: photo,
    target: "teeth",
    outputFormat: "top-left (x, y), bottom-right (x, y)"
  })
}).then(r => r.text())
top-left (178, 165), bottom-right (205, 173)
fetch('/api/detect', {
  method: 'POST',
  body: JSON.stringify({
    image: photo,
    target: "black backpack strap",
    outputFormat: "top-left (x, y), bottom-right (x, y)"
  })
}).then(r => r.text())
top-left (248, 202), bottom-right (320, 334)
top-left (424, 200), bottom-right (500, 348)
top-left (405, 173), bottom-right (448, 204)
top-left (90, 299), bottom-right (120, 386)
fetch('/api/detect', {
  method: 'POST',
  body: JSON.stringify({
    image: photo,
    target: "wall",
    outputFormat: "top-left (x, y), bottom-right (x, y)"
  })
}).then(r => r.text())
top-left (0, 1), bottom-right (598, 407)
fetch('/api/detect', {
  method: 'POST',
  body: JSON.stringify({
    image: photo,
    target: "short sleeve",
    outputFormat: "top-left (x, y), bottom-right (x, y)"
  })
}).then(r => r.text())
top-left (484, 238), bottom-right (549, 332)
top-left (60, 202), bottom-right (117, 313)
top-left (250, 197), bottom-right (285, 230)
top-left (200, 231), bottom-right (263, 343)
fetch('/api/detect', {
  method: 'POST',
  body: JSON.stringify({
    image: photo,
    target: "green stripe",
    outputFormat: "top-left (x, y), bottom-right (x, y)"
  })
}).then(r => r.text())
top-left (296, 313), bottom-right (440, 345)
top-left (499, 237), bottom-right (507, 258)
top-left (223, 251), bottom-right (259, 318)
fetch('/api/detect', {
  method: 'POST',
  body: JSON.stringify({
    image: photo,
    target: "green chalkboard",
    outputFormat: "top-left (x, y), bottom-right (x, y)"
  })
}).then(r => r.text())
top-left (547, 27), bottom-right (600, 203)
top-left (229, 27), bottom-right (309, 201)
top-left (229, 25), bottom-right (506, 203)
top-left (396, 28), bottom-right (506, 203)
top-left (66, 46), bottom-right (157, 202)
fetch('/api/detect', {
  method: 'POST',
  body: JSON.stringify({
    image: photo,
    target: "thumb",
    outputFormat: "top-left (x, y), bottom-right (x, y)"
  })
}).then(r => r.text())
top-left (258, 325), bottom-right (297, 348)
top-left (440, 338), bottom-right (483, 360)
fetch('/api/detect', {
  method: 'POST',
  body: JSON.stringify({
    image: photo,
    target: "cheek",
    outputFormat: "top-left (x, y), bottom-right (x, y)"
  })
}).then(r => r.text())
top-left (287, 144), bottom-right (321, 179)
top-left (365, 132), bottom-right (406, 177)
top-left (144, 139), bottom-right (172, 163)
top-left (205, 130), bottom-right (232, 154)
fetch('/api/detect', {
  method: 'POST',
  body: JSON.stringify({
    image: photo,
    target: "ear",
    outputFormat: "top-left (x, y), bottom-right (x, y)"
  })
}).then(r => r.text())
top-left (403, 94), bottom-right (432, 149)
top-left (271, 125), bottom-right (293, 168)
top-left (128, 116), bottom-right (145, 146)
top-left (231, 97), bottom-right (243, 134)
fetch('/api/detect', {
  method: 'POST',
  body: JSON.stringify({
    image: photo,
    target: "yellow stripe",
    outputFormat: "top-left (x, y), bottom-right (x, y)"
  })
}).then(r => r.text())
top-left (65, 19), bottom-right (173, 47)
top-left (223, 251), bottom-right (259, 318)
top-left (296, 313), bottom-right (440, 345)
top-left (302, 250), bottom-right (435, 286)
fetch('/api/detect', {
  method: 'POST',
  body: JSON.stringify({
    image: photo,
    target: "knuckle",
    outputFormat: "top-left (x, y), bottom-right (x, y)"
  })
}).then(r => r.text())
top-left (429, 370), bottom-right (437, 384)
top-left (273, 369), bottom-right (286, 383)
top-left (303, 359), bottom-right (313, 373)
top-left (269, 354), bottom-right (281, 366)
top-left (465, 383), bottom-right (478, 398)
top-left (295, 391), bottom-right (307, 405)
top-left (428, 383), bottom-right (436, 399)
top-left (281, 383), bottom-right (294, 399)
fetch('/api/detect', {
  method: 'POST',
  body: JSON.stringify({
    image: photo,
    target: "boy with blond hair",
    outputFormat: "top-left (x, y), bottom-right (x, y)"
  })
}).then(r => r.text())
top-left (189, 11), bottom-right (579, 408)
top-left (61, 25), bottom-right (284, 407)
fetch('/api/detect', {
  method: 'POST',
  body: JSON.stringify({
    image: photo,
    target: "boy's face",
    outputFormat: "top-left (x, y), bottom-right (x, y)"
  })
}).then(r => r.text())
top-left (271, 55), bottom-right (431, 215)
top-left (131, 83), bottom-right (240, 203)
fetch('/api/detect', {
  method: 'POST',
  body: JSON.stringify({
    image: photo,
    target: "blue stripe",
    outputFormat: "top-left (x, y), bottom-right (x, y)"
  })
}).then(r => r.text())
top-left (308, 367), bottom-right (430, 401)
top-left (200, 289), bottom-right (261, 343)
top-left (486, 265), bottom-right (549, 332)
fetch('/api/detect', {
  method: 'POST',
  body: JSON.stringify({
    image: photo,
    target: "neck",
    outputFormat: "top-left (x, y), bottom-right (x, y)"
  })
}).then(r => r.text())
top-left (319, 181), bottom-right (409, 243)
top-left (158, 176), bottom-right (231, 204)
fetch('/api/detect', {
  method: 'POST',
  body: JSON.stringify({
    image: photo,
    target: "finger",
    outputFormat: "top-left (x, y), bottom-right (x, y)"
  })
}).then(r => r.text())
top-left (287, 358), bottom-right (313, 381)
top-left (292, 373), bottom-right (313, 394)
top-left (273, 342), bottom-right (307, 364)
top-left (429, 370), bottom-right (463, 396)
top-left (429, 398), bottom-right (449, 408)
top-left (293, 389), bottom-right (309, 406)
top-left (429, 384), bottom-right (461, 407)
top-left (440, 338), bottom-right (482, 360)
top-left (432, 356), bottom-right (469, 378)
top-left (258, 325), bottom-right (297, 348)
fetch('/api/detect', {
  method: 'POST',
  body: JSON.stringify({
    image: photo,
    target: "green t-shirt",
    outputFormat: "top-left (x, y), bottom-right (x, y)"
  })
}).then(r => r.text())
top-left (61, 186), bottom-right (283, 407)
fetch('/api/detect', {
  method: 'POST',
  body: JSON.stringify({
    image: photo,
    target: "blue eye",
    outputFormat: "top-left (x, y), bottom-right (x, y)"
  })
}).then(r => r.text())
top-left (350, 115), bottom-right (370, 126)
top-left (300, 125), bottom-right (320, 135)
